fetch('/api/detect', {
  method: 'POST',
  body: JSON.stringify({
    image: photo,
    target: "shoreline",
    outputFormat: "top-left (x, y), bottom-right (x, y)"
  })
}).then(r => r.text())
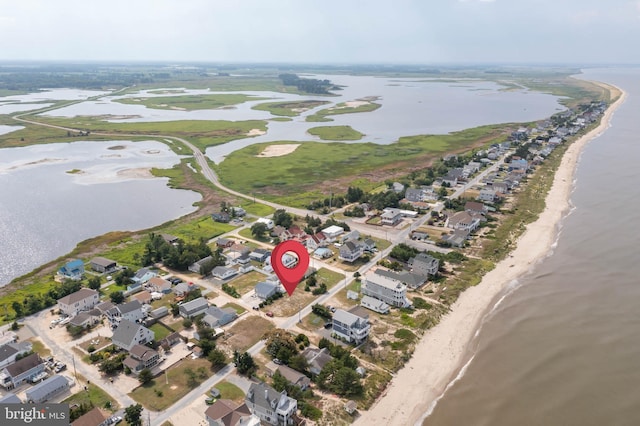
top-left (355, 84), bottom-right (627, 426)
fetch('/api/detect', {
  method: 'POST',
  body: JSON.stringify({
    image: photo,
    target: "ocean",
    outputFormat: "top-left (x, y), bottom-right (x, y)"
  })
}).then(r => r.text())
top-left (423, 68), bottom-right (640, 426)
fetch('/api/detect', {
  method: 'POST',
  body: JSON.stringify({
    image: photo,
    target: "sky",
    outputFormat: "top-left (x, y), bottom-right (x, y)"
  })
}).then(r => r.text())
top-left (0, 0), bottom-right (638, 64)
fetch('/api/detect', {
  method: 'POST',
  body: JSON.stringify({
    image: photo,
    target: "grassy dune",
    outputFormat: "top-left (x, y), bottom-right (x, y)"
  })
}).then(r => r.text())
top-left (308, 125), bottom-right (364, 141)
top-left (252, 100), bottom-right (330, 116)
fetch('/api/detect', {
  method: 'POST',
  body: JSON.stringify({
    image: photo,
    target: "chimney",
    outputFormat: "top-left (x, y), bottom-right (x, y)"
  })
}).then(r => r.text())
top-left (265, 389), bottom-right (269, 400)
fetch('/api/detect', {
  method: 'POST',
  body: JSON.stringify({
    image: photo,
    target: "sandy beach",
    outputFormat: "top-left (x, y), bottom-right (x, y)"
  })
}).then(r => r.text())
top-left (356, 84), bottom-right (627, 426)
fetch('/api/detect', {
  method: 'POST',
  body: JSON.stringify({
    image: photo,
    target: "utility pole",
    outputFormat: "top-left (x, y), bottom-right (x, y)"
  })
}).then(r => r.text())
top-left (72, 355), bottom-right (78, 384)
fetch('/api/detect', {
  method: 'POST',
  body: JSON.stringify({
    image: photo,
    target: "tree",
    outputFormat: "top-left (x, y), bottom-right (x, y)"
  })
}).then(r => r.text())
top-left (183, 318), bottom-right (193, 329)
top-left (273, 209), bottom-right (293, 228)
top-left (251, 222), bottom-right (268, 239)
top-left (263, 329), bottom-right (299, 364)
top-left (208, 349), bottom-right (227, 370)
top-left (233, 351), bottom-right (257, 376)
top-left (114, 268), bottom-right (134, 286)
top-left (331, 367), bottom-right (363, 397)
top-left (88, 276), bottom-right (102, 291)
top-left (138, 368), bottom-right (153, 385)
top-left (109, 291), bottom-right (125, 304)
top-left (124, 403), bottom-right (143, 426)
top-left (11, 301), bottom-right (22, 318)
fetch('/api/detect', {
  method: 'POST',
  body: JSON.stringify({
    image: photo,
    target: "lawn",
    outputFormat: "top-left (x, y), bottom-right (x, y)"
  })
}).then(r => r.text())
top-left (114, 94), bottom-right (268, 111)
top-left (130, 358), bottom-right (211, 411)
top-left (239, 202), bottom-right (275, 217)
top-left (252, 100), bottom-right (329, 117)
top-left (28, 338), bottom-right (51, 357)
top-left (308, 125), bottom-right (364, 141)
top-left (64, 379), bottom-right (119, 412)
top-left (214, 124), bottom-right (506, 207)
top-left (226, 270), bottom-right (267, 295)
top-left (221, 316), bottom-right (274, 352)
top-left (238, 227), bottom-right (272, 243)
top-left (214, 380), bottom-right (245, 404)
top-left (149, 322), bottom-right (174, 341)
top-left (221, 302), bottom-right (246, 315)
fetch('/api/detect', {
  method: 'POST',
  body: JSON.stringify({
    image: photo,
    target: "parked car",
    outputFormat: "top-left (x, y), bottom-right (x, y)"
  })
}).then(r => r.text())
top-left (266, 311), bottom-right (274, 317)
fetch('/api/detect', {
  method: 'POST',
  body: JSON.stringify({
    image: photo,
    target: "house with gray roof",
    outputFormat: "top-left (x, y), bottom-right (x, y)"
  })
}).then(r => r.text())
top-left (0, 353), bottom-right (45, 390)
top-left (202, 306), bottom-right (237, 328)
top-left (106, 300), bottom-right (144, 327)
top-left (0, 392), bottom-right (21, 404)
top-left (0, 341), bottom-right (32, 369)
top-left (362, 270), bottom-right (411, 308)
top-left (332, 308), bottom-right (370, 344)
top-left (245, 382), bottom-right (297, 426)
top-left (25, 375), bottom-right (69, 403)
top-left (189, 256), bottom-right (216, 275)
top-left (375, 268), bottom-right (428, 289)
top-left (111, 320), bottom-right (154, 351)
top-left (250, 248), bottom-right (271, 262)
top-left (409, 253), bottom-right (440, 277)
top-left (150, 306), bottom-right (169, 320)
top-left (131, 267), bottom-right (156, 285)
top-left (205, 399), bottom-right (256, 426)
top-left (361, 295), bottom-right (390, 314)
top-left (58, 288), bottom-right (100, 317)
top-left (301, 347), bottom-right (333, 376)
top-left (90, 257), bottom-right (117, 273)
top-left (211, 266), bottom-right (238, 280)
top-left (123, 344), bottom-right (161, 375)
top-left (276, 365), bottom-right (311, 391)
top-left (380, 208), bottom-right (403, 226)
top-left (255, 282), bottom-right (278, 300)
top-left (179, 297), bottom-right (209, 318)
top-left (69, 311), bottom-right (101, 328)
top-left (339, 241), bottom-right (363, 263)
top-left (442, 229), bottom-right (470, 248)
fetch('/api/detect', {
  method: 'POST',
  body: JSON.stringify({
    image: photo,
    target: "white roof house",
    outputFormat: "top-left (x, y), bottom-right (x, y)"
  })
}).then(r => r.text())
top-left (321, 225), bottom-right (344, 240)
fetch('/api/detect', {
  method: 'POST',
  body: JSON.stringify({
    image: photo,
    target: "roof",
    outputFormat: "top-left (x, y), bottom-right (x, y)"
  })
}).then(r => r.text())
top-left (205, 400), bottom-right (252, 426)
top-left (148, 276), bottom-right (171, 288)
top-left (302, 347), bottom-right (333, 372)
top-left (365, 270), bottom-right (406, 291)
top-left (412, 253), bottom-right (439, 267)
top-left (342, 241), bottom-right (359, 252)
top-left (465, 201), bottom-right (486, 212)
top-left (361, 295), bottom-right (390, 310)
top-left (5, 353), bottom-right (42, 377)
top-left (277, 365), bottom-right (310, 387)
top-left (246, 382), bottom-right (295, 413)
top-left (58, 288), bottom-right (98, 305)
top-left (69, 312), bottom-right (92, 327)
top-left (112, 320), bottom-right (150, 347)
top-left (0, 393), bottom-right (20, 403)
top-left (347, 305), bottom-right (370, 319)
top-left (255, 281), bottom-right (277, 294)
top-left (333, 309), bottom-right (365, 326)
top-left (118, 300), bottom-right (142, 314)
top-left (180, 297), bottom-right (208, 313)
top-left (205, 306), bottom-right (236, 320)
top-left (133, 291), bottom-right (152, 303)
top-left (71, 407), bottom-right (107, 426)
top-left (26, 375), bottom-right (68, 402)
top-left (95, 301), bottom-right (115, 313)
top-left (0, 343), bottom-right (20, 363)
top-left (129, 344), bottom-right (158, 362)
top-left (90, 257), bottom-right (116, 268)
top-left (212, 266), bottom-right (235, 275)
top-left (322, 225), bottom-right (344, 235)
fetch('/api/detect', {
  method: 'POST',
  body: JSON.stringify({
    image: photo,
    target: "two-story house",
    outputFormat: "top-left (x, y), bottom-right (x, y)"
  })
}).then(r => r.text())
top-left (123, 344), bottom-right (161, 375)
top-left (409, 253), bottom-right (440, 277)
top-left (338, 241), bottom-right (363, 263)
top-left (201, 306), bottom-right (237, 328)
top-left (89, 257), bottom-right (117, 274)
top-left (0, 353), bottom-right (45, 390)
top-left (111, 320), bottom-right (154, 351)
top-left (179, 297), bottom-right (209, 319)
top-left (0, 342), bottom-right (32, 369)
top-left (205, 399), bottom-right (257, 426)
top-left (361, 270), bottom-right (411, 308)
top-left (245, 382), bottom-right (297, 426)
top-left (106, 300), bottom-right (145, 328)
top-left (131, 268), bottom-right (157, 286)
top-left (58, 259), bottom-right (85, 281)
top-left (380, 208), bottom-right (403, 226)
top-left (58, 288), bottom-right (100, 317)
top-left (445, 211), bottom-right (481, 232)
top-left (332, 307), bottom-right (371, 344)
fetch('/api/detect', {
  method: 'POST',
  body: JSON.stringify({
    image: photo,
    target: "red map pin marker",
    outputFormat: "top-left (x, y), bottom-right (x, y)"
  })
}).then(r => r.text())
top-left (271, 240), bottom-right (310, 296)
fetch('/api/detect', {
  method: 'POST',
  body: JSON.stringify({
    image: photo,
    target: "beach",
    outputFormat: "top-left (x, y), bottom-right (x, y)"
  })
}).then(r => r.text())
top-left (355, 83), bottom-right (626, 426)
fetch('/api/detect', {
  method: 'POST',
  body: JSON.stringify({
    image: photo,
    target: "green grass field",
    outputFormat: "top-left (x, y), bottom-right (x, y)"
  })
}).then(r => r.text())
top-left (308, 125), bottom-right (364, 141)
top-left (64, 379), bottom-right (119, 412)
top-left (306, 100), bottom-right (381, 122)
top-left (252, 100), bottom-right (330, 116)
top-left (114, 94), bottom-right (268, 111)
top-left (214, 380), bottom-right (245, 403)
top-left (214, 124), bottom-right (507, 207)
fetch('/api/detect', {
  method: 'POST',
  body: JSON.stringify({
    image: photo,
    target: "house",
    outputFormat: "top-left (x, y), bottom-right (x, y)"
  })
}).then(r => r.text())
top-left (508, 158), bottom-right (529, 172)
top-left (392, 182), bottom-right (405, 193)
top-left (123, 344), bottom-right (161, 375)
top-left (0, 353), bottom-right (45, 390)
top-left (0, 393), bottom-right (21, 404)
top-left (202, 306), bottom-right (238, 328)
top-left (344, 400), bottom-right (357, 415)
top-left (90, 257), bottom-right (117, 273)
top-left (179, 297), bottom-right (209, 319)
top-left (492, 182), bottom-right (509, 194)
top-left (0, 341), bottom-right (32, 369)
top-left (205, 399), bottom-right (257, 426)
top-left (71, 407), bottom-right (110, 426)
top-left (58, 288), bottom-right (100, 317)
top-left (190, 256), bottom-right (215, 275)
top-left (465, 201), bottom-right (488, 216)
top-left (409, 253), bottom-right (440, 277)
top-left (301, 347), bottom-right (333, 376)
top-left (95, 301), bottom-right (115, 316)
top-left (217, 238), bottom-right (235, 249)
top-left (446, 211), bottom-right (481, 232)
top-left (404, 188), bottom-right (423, 202)
top-left (235, 252), bottom-right (251, 265)
top-left (321, 225), bottom-right (344, 242)
top-left (159, 332), bottom-right (183, 351)
top-left (340, 230), bottom-right (360, 244)
top-left (255, 282), bottom-right (278, 300)
top-left (25, 375), bottom-right (69, 403)
top-left (161, 234), bottom-right (179, 245)
top-left (361, 270), bottom-right (411, 308)
top-left (150, 306), bottom-right (169, 320)
top-left (339, 241), bottom-right (363, 263)
top-left (360, 295), bottom-right (390, 314)
top-left (230, 206), bottom-right (247, 217)
top-left (250, 249), bottom-right (271, 262)
top-left (478, 188), bottom-right (497, 203)
top-left (245, 382), bottom-right (297, 426)
top-left (174, 282), bottom-right (196, 297)
top-left (276, 365), bottom-right (311, 390)
top-left (111, 320), bottom-right (154, 351)
top-left (332, 308), bottom-right (370, 344)
top-left (256, 218), bottom-right (275, 230)
top-left (58, 259), bottom-right (85, 281)
top-left (443, 169), bottom-right (463, 187)
top-left (375, 268), bottom-right (428, 289)
top-left (380, 208), bottom-right (403, 226)
top-left (106, 300), bottom-right (145, 327)
top-left (281, 225), bottom-right (306, 241)
top-left (211, 266), bottom-right (238, 280)
top-left (69, 311), bottom-right (101, 328)
top-left (362, 239), bottom-right (376, 252)
top-left (148, 276), bottom-right (172, 294)
top-left (133, 291), bottom-right (152, 305)
top-left (313, 248), bottom-right (333, 259)
top-left (270, 226), bottom-right (286, 238)
top-left (212, 212), bottom-right (231, 223)
top-left (131, 268), bottom-right (156, 285)
top-left (442, 229), bottom-right (471, 248)
top-left (310, 232), bottom-right (328, 248)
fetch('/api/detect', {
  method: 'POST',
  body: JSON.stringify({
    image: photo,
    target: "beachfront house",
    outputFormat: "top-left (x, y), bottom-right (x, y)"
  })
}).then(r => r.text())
top-left (332, 307), bottom-right (371, 344)
top-left (361, 270), bottom-right (411, 308)
top-left (245, 382), bottom-right (297, 426)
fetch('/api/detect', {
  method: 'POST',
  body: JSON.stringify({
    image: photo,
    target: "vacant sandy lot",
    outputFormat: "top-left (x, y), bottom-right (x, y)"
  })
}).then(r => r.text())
top-left (247, 128), bottom-right (266, 136)
top-left (256, 144), bottom-right (300, 158)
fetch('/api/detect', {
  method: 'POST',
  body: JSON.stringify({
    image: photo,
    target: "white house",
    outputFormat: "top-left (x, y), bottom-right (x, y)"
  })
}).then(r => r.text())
top-left (321, 225), bottom-right (344, 242)
top-left (211, 266), bottom-right (238, 280)
top-left (360, 295), bottom-right (390, 314)
top-left (361, 270), bottom-right (410, 308)
top-left (445, 211), bottom-right (481, 232)
top-left (256, 218), bottom-right (275, 230)
top-left (245, 382), bottom-right (297, 426)
top-left (381, 208), bottom-right (403, 226)
top-left (338, 241), bottom-right (363, 263)
top-left (332, 308), bottom-right (370, 344)
top-left (57, 288), bottom-right (100, 317)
